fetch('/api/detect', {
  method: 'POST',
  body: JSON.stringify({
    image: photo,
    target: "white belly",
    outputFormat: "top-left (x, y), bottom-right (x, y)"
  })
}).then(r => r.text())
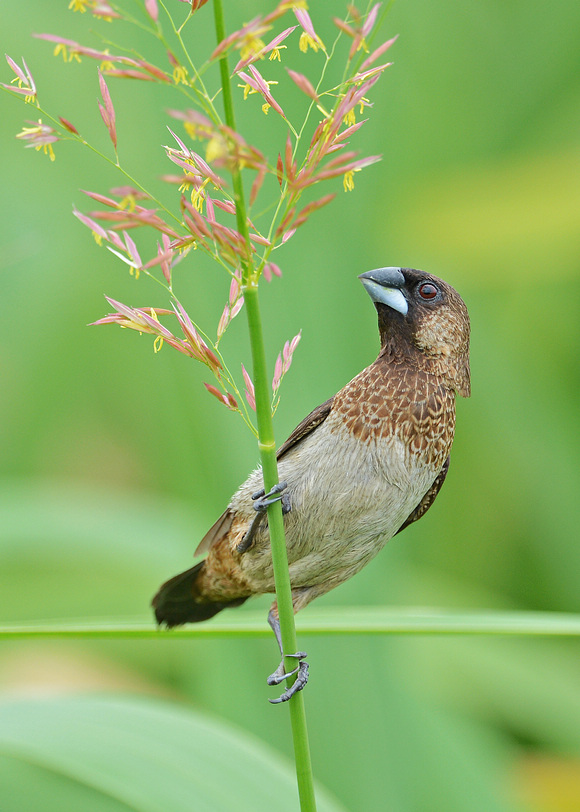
top-left (231, 412), bottom-right (438, 591)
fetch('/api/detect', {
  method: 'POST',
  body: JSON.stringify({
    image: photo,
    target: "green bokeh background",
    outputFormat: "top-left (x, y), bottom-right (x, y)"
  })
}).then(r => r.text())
top-left (1, 1), bottom-right (579, 810)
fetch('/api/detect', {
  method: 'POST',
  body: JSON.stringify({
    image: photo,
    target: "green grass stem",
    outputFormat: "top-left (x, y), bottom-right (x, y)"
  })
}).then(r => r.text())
top-left (212, 1), bottom-right (317, 809)
top-left (3, 608), bottom-right (580, 638)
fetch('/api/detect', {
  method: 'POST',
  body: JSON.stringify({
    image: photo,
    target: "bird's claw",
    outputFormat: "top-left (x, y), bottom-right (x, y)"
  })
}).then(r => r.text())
top-left (252, 481), bottom-right (291, 514)
top-left (237, 483), bottom-right (291, 554)
top-left (267, 651), bottom-right (308, 685)
top-left (267, 652), bottom-right (309, 704)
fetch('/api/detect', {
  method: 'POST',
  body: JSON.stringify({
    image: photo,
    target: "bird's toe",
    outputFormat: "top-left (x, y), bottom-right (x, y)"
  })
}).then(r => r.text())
top-left (269, 659), bottom-right (309, 704)
top-left (267, 651), bottom-right (309, 702)
top-left (252, 481), bottom-right (291, 513)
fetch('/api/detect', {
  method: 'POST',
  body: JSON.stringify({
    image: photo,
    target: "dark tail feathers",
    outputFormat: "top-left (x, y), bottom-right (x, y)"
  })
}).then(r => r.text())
top-left (152, 561), bottom-right (247, 628)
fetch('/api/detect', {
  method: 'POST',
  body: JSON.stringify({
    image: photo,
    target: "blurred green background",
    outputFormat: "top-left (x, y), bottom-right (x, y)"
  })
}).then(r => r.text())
top-left (1, 1), bottom-right (579, 810)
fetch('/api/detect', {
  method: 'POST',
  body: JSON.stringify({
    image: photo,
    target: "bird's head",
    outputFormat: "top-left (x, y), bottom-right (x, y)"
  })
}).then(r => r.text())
top-left (359, 267), bottom-right (471, 397)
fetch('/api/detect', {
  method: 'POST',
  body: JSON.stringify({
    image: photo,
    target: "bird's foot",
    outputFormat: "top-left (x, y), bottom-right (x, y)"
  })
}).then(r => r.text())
top-left (252, 481), bottom-right (291, 514)
top-left (267, 651), bottom-right (309, 704)
top-left (237, 483), bottom-right (290, 554)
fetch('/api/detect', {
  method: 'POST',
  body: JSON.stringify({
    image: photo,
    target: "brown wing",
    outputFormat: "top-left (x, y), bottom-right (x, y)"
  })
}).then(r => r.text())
top-left (395, 456), bottom-right (450, 535)
top-left (194, 397), bottom-right (334, 556)
top-left (194, 507), bottom-right (234, 556)
top-left (276, 397), bottom-right (334, 460)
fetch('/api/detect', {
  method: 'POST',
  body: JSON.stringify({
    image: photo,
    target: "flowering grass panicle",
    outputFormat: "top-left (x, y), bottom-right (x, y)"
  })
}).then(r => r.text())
top-left (1, 0), bottom-right (393, 457)
top-left (1, 1), bottom-right (393, 425)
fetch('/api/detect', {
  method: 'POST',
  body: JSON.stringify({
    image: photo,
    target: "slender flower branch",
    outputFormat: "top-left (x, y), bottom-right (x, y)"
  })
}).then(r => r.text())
top-left (157, 0), bottom-right (223, 123)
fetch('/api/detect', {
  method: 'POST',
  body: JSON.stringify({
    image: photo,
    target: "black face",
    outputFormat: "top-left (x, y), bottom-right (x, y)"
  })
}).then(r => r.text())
top-left (372, 266), bottom-right (467, 342)
top-left (363, 265), bottom-right (470, 395)
top-left (401, 270), bottom-right (448, 313)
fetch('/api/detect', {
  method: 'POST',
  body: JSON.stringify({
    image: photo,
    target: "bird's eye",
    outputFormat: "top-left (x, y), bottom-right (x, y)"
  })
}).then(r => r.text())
top-left (418, 282), bottom-right (439, 300)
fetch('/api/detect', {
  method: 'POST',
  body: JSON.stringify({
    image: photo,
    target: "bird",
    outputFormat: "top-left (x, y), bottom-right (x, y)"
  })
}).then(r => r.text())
top-left (152, 267), bottom-right (471, 702)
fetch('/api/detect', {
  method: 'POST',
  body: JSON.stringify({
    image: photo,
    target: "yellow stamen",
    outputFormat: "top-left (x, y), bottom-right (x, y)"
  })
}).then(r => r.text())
top-left (280, 0), bottom-right (306, 9)
top-left (262, 103), bottom-right (271, 115)
top-left (190, 192), bottom-right (204, 212)
top-left (173, 65), bottom-right (188, 85)
top-left (240, 79), bottom-right (277, 101)
top-left (93, 232), bottom-right (103, 246)
top-left (191, 178), bottom-right (210, 212)
top-left (12, 73), bottom-right (38, 103)
top-left (299, 32), bottom-right (323, 53)
top-left (343, 170), bottom-right (355, 192)
top-left (119, 195), bottom-right (137, 212)
top-left (343, 109), bottom-right (356, 127)
top-left (205, 135), bottom-right (226, 163)
top-left (68, 0), bottom-right (91, 12)
top-left (18, 122), bottom-right (57, 162)
top-left (129, 267), bottom-right (140, 280)
top-left (269, 46), bottom-right (286, 61)
top-left (149, 310), bottom-right (163, 352)
top-left (18, 125), bottom-right (40, 137)
top-left (53, 43), bottom-right (69, 62)
top-left (240, 35), bottom-right (266, 63)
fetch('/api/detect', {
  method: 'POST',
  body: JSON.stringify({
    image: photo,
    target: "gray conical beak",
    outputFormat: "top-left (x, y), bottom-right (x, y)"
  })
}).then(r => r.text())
top-left (359, 267), bottom-right (408, 316)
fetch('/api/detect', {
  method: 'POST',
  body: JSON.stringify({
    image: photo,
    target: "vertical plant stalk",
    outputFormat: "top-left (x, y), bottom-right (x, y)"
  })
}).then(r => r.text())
top-left (212, 1), bottom-right (317, 810)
